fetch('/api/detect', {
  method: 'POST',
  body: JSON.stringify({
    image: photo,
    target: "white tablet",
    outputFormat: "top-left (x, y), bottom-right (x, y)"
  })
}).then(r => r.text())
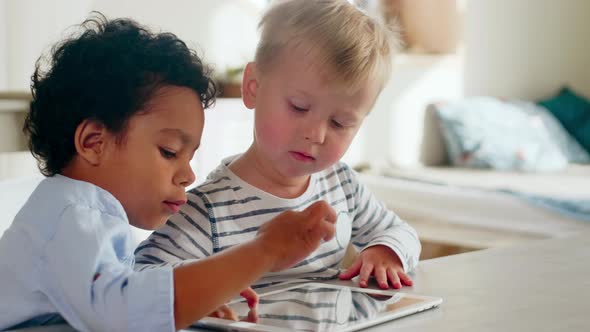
top-left (192, 283), bottom-right (442, 332)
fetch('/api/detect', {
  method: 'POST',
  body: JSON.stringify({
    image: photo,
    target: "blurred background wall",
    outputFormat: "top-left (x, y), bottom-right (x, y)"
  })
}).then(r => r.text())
top-left (0, 0), bottom-right (589, 177)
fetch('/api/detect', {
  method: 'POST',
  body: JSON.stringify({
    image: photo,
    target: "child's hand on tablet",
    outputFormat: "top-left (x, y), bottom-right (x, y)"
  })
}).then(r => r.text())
top-left (240, 287), bottom-right (259, 323)
top-left (339, 245), bottom-right (413, 289)
top-left (208, 304), bottom-right (238, 321)
top-left (208, 287), bottom-right (259, 323)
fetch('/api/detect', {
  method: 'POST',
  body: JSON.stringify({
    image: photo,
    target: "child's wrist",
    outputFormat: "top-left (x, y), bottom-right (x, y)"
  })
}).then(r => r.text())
top-left (250, 237), bottom-right (278, 272)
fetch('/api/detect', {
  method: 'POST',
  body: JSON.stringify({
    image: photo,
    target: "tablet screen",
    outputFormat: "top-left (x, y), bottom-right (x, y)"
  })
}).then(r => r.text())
top-left (214, 283), bottom-right (440, 331)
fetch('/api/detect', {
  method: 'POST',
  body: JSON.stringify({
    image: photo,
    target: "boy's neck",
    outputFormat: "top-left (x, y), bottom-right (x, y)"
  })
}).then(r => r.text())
top-left (61, 160), bottom-right (94, 185)
top-left (61, 158), bottom-right (110, 197)
top-left (228, 148), bottom-right (310, 199)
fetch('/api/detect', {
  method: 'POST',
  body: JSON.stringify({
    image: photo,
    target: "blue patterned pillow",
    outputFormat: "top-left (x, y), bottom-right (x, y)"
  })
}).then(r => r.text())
top-left (538, 87), bottom-right (590, 156)
top-left (434, 97), bottom-right (590, 172)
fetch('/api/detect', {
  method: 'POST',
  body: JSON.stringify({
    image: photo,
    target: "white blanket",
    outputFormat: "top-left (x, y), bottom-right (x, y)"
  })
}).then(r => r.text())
top-left (359, 165), bottom-right (590, 239)
top-left (380, 164), bottom-right (590, 198)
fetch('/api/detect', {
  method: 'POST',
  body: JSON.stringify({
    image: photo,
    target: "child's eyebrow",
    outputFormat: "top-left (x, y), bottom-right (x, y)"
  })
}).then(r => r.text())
top-left (159, 128), bottom-right (200, 150)
top-left (336, 111), bottom-right (361, 121)
top-left (293, 89), bottom-right (312, 97)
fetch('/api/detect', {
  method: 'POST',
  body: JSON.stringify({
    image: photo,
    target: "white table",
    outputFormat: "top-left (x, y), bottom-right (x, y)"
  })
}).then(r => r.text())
top-left (191, 232), bottom-right (590, 332)
top-left (349, 232), bottom-right (590, 331)
top-left (9, 232), bottom-right (590, 331)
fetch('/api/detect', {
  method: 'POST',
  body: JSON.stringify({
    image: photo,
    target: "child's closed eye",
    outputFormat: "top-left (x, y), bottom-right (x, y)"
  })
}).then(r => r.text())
top-left (331, 119), bottom-right (344, 129)
top-left (159, 147), bottom-right (177, 159)
top-left (290, 102), bottom-right (309, 113)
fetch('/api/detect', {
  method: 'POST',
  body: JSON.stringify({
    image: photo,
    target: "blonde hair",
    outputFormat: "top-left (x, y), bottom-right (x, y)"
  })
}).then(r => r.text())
top-left (255, 0), bottom-right (400, 92)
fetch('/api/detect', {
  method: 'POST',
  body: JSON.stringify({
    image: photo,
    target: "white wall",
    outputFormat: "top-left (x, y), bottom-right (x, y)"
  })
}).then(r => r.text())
top-left (4, 0), bottom-right (94, 89)
top-left (464, 0), bottom-right (590, 99)
top-left (2, 0), bottom-right (590, 176)
top-left (374, 0), bottom-right (590, 168)
top-left (0, 0), bottom-right (263, 180)
top-left (2, 0), bottom-right (261, 90)
top-left (0, 1), bottom-right (7, 89)
top-left (91, 0), bottom-right (261, 75)
top-left (362, 54), bottom-right (463, 168)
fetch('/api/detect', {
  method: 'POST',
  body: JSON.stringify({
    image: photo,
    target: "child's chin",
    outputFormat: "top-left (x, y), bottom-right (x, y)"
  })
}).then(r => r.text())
top-left (282, 165), bottom-right (317, 177)
top-left (291, 168), bottom-right (319, 178)
top-left (152, 217), bottom-right (169, 229)
top-left (134, 217), bottom-right (167, 231)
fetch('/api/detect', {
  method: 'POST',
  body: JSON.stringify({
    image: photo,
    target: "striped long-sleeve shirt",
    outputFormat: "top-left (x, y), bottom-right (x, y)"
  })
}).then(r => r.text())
top-left (135, 158), bottom-right (420, 288)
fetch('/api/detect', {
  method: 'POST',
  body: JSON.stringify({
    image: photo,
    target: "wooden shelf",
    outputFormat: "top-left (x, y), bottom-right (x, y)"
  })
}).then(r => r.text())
top-left (0, 91), bottom-right (32, 101)
top-left (0, 100), bottom-right (28, 113)
top-left (0, 91), bottom-right (31, 113)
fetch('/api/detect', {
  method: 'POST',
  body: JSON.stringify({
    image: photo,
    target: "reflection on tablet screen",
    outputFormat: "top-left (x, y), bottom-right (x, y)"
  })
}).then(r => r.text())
top-left (225, 284), bottom-right (433, 331)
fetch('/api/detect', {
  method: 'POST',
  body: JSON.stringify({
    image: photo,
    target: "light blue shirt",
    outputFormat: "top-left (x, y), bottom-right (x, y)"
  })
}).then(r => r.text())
top-left (0, 175), bottom-right (174, 332)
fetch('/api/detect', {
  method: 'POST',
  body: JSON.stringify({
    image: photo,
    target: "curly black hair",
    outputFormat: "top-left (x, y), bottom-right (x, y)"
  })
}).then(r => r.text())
top-left (24, 12), bottom-right (217, 176)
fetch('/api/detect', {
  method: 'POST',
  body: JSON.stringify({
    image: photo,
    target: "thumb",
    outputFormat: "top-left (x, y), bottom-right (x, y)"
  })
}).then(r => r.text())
top-left (240, 287), bottom-right (259, 309)
top-left (304, 200), bottom-right (337, 224)
top-left (339, 257), bottom-right (362, 280)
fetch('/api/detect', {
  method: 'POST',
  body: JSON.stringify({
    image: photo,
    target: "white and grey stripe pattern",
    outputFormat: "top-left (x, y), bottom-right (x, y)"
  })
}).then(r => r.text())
top-left (135, 157), bottom-right (421, 288)
top-left (225, 286), bottom-right (390, 330)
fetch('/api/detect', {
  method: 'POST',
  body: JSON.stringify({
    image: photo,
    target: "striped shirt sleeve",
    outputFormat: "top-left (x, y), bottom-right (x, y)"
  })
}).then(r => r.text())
top-left (347, 167), bottom-right (421, 272)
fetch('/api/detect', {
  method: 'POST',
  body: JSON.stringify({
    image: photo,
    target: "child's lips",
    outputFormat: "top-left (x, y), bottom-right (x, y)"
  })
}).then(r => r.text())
top-left (290, 151), bottom-right (315, 162)
top-left (163, 200), bottom-right (186, 214)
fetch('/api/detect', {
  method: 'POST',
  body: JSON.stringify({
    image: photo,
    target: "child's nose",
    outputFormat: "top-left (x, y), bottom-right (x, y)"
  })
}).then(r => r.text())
top-left (175, 163), bottom-right (196, 187)
top-left (303, 121), bottom-right (327, 144)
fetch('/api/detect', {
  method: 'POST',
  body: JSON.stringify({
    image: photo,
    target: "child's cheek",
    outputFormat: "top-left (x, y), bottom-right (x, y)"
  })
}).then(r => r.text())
top-left (326, 138), bottom-right (352, 163)
top-left (258, 119), bottom-right (290, 147)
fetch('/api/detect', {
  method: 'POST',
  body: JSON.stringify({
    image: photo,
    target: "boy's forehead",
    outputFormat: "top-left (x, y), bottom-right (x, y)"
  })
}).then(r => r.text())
top-left (275, 42), bottom-right (380, 95)
top-left (280, 57), bottom-right (379, 99)
top-left (130, 86), bottom-right (204, 141)
top-left (159, 128), bottom-right (195, 144)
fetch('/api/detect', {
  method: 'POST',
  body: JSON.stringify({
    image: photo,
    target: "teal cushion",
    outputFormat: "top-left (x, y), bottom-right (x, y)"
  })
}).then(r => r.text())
top-left (435, 97), bottom-right (590, 172)
top-left (538, 87), bottom-right (590, 155)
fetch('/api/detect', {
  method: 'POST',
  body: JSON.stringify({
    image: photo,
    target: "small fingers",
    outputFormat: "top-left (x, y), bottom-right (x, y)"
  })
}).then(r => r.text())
top-left (306, 200), bottom-right (337, 224)
top-left (302, 201), bottom-right (337, 242)
top-left (339, 258), bottom-right (362, 280)
top-left (320, 220), bottom-right (336, 242)
top-left (358, 263), bottom-right (374, 288)
top-left (240, 287), bottom-right (259, 309)
top-left (244, 307), bottom-right (259, 323)
top-left (210, 305), bottom-right (238, 321)
top-left (398, 271), bottom-right (413, 287)
top-left (374, 266), bottom-right (389, 289)
top-left (387, 267), bottom-right (402, 289)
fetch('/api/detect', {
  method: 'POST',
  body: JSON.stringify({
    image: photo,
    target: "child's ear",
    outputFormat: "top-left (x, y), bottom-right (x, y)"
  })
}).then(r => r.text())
top-left (73, 119), bottom-right (110, 166)
top-left (242, 62), bottom-right (258, 109)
